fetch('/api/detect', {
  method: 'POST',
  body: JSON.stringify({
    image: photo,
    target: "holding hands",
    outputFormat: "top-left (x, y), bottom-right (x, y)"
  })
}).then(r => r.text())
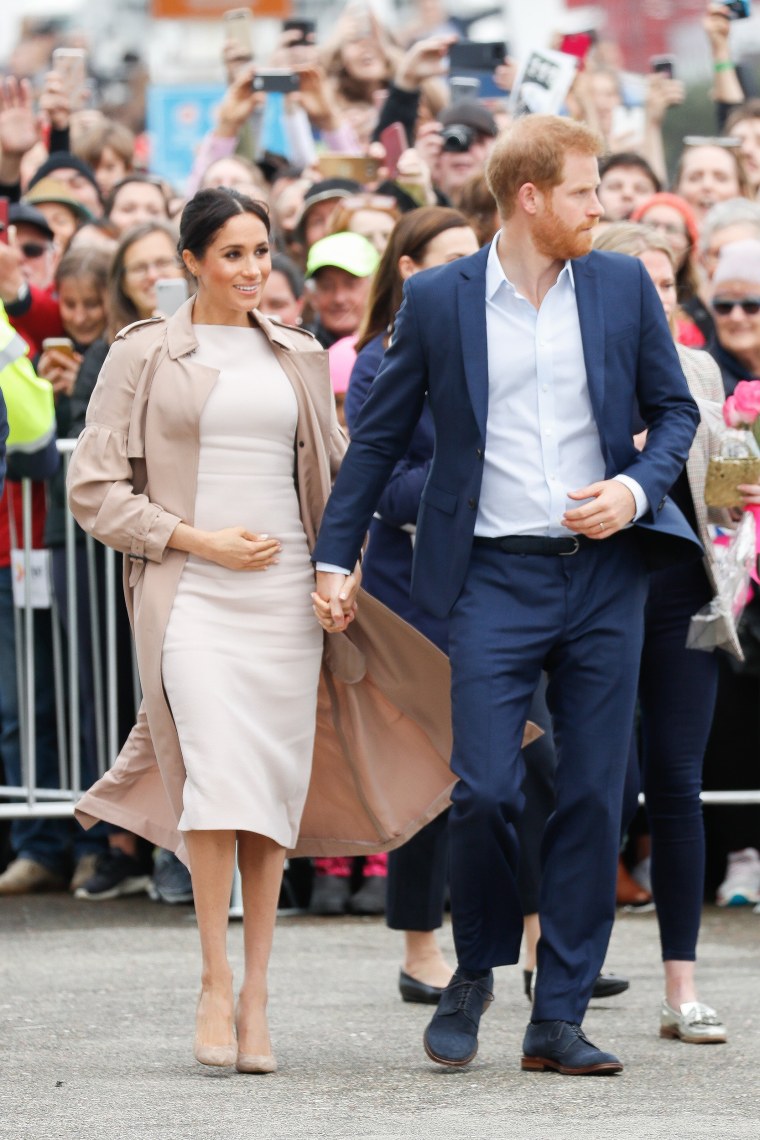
top-left (312, 568), bottom-right (362, 632)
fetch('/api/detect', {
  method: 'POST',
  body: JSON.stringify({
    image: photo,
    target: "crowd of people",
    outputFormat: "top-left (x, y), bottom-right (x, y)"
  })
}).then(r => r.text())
top-left (1, 0), bottom-right (760, 1074)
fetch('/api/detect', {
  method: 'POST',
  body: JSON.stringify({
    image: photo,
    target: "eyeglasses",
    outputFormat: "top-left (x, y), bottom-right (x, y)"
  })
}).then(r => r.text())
top-left (20, 241), bottom-right (49, 259)
top-left (712, 296), bottom-right (760, 316)
top-left (123, 257), bottom-right (181, 279)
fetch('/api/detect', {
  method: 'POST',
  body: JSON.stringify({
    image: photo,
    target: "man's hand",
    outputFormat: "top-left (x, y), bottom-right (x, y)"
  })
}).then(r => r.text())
top-left (312, 567), bottom-right (361, 633)
top-left (563, 480), bottom-right (637, 539)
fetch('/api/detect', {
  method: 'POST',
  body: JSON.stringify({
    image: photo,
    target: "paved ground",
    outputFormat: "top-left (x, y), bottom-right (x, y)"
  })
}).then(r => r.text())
top-left (2, 896), bottom-right (758, 1140)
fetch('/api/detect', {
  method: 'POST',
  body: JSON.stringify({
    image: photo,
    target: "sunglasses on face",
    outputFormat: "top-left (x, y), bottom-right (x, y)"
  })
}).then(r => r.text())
top-left (712, 296), bottom-right (760, 316)
top-left (20, 241), bottom-right (49, 259)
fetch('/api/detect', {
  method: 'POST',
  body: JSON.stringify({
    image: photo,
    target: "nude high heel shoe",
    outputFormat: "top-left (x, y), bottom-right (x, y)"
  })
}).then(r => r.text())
top-left (235, 1052), bottom-right (277, 1074)
top-left (194, 991), bottom-right (236, 1068)
top-left (235, 1000), bottom-right (277, 1073)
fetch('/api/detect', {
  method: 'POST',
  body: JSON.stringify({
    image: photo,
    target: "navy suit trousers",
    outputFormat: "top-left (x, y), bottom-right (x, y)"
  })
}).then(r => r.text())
top-left (447, 531), bottom-right (648, 1024)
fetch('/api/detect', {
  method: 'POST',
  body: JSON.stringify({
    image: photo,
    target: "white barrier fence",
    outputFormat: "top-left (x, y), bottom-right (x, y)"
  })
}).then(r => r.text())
top-left (1, 439), bottom-right (759, 824)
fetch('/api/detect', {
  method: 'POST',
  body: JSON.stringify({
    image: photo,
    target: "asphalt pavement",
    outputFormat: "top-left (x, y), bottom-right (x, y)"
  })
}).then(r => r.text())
top-left (2, 896), bottom-right (759, 1140)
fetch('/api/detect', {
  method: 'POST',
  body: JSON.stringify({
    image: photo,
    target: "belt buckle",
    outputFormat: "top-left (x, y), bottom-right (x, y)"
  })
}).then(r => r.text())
top-left (559, 537), bottom-right (580, 556)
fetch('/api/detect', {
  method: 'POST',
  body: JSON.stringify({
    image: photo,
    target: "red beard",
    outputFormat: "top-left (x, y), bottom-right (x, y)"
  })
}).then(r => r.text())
top-left (533, 204), bottom-right (597, 260)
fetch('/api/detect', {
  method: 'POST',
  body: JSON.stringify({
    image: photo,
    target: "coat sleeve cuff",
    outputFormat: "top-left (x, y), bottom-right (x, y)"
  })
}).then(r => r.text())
top-left (131, 508), bottom-right (183, 563)
top-left (613, 474), bottom-right (649, 521)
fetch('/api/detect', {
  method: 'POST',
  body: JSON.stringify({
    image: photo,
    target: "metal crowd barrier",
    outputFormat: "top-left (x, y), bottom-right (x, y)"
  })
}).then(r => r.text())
top-left (0, 439), bottom-right (141, 822)
top-left (1, 439), bottom-right (760, 826)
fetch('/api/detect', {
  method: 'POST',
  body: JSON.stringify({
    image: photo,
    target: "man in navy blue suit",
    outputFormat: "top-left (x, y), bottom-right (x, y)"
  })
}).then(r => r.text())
top-left (311, 114), bottom-right (701, 1075)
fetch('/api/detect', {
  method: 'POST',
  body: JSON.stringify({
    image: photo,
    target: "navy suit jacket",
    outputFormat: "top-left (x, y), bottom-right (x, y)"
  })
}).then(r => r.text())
top-left (313, 245), bottom-right (702, 619)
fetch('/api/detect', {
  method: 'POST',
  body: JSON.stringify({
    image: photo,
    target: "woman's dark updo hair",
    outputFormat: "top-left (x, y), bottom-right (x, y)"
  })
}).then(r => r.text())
top-left (178, 187), bottom-right (270, 259)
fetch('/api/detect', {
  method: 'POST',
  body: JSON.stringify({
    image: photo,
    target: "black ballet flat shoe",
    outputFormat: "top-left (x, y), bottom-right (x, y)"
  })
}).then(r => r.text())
top-left (399, 970), bottom-right (445, 1005)
top-left (523, 969), bottom-right (630, 1002)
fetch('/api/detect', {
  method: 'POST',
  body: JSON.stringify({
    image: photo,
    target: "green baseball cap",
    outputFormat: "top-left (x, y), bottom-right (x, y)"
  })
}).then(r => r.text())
top-left (305, 231), bottom-right (380, 279)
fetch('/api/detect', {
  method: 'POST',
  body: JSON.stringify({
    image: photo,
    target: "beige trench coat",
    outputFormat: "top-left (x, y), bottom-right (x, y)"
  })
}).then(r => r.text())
top-left (66, 300), bottom-right (463, 863)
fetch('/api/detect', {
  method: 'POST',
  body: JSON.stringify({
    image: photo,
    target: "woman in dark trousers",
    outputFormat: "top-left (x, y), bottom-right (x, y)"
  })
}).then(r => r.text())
top-left (346, 207), bottom-right (478, 996)
top-left (597, 222), bottom-right (741, 1043)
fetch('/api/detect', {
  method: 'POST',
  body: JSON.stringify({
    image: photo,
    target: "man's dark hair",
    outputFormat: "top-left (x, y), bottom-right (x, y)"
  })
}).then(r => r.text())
top-left (598, 152), bottom-right (661, 192)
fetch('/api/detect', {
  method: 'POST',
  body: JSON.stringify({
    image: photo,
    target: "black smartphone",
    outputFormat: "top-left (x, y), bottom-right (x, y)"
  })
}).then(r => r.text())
top-left (650, 54), bottom-right (675, 79)
top-left (720, 0), bottom-right (751, 18)
top-left (282, 18), bottom-right (316, 45)
top-left (449, 41), bottom-right (507, 73)
top-left (252, 70), bottom-right (300, 94)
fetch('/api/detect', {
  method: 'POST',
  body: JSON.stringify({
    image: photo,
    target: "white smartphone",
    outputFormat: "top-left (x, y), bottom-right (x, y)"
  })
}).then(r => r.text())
top-left (223, 8), bottom-right (253, 56)
top-left (51, 48), bottom-right (87, 108)
top-left (155, 278), bottom-right (189, 316)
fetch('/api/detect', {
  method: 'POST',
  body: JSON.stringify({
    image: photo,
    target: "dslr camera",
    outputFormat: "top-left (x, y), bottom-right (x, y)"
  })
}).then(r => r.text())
top-left (440, 124), bottom-right (476, 153)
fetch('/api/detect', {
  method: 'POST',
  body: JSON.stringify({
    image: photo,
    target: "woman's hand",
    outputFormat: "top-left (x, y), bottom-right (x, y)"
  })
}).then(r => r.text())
top-left (214, 65), bottom-right (265, 138)
top-left (198, 527), bottom-right (281, 570)
top-left (37, 348), bottom-right (83, 398)
top-left (312, 563), bottom-right (362, 632)
top-left (738, 483), bottom-right (760, 506)
top-left (395, 146), bottom-right (436, 206)
top-left (168, 522), bottom-right (281, 570)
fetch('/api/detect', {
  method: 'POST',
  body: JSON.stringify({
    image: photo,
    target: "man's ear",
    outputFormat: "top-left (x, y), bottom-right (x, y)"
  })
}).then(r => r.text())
top-left (517, 182), bottom-right (543, 217)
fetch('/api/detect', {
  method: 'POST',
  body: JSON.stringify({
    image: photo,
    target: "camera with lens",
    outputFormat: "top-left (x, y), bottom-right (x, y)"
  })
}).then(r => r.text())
top-left (440, 124), bottom-right (475, 153)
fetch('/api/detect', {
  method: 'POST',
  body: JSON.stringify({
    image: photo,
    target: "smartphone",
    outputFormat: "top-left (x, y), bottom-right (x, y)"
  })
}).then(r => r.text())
top-left (683, 134), bottom-right (743, 147)
top-left (252, 69), bottom-right (300, 94)
top-left (650, 54), bottom-right (675, 79)
top-left (41, 337), bottom-right (75, 355)
top-left (155, 278), bottom-right (189, 317)
top-left (449, 41), bottom-right (507, 73)
top-left (720, 0), bottom-right (751, 18)
top-left (51, 47), bottom-right (87, 107)
top-left (559, 32), bottom-right (597, 62)
top-left (317, 154), bottom-right (381, 183)
top-left (450, 76), bottom-right (481, 103)
top-left (282, 18), bottom-right (316, 46)
top-left (0, 196), bottom-right (8, 244)
top-left (223, 8), bottom-right (253, 55)
top-left (379, 122), bottom-right (408, 179)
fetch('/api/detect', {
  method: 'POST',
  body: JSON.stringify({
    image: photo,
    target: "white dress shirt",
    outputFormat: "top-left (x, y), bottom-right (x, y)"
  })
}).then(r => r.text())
top-left (317, 236), bottom-right (647, 573)
top-left (477, 234), bottom-right (646, 537)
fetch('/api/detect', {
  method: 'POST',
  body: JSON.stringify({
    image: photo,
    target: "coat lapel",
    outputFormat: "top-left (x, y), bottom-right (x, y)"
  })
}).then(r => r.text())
top-left (457, 248), bottom-right (490, 438)
top-left (572, 254), bottom-right (606, 427)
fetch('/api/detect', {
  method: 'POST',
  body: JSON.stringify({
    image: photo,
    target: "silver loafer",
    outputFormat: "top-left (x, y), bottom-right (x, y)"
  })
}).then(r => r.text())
top-left (660, 999), bottom-right (727, 1044)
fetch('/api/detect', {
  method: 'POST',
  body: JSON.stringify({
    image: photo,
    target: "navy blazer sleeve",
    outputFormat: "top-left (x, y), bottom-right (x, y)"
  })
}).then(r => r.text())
top-left (346, 334), bottom-right (433, 528)
top-left (313, 282), bottom-right (429, 569)
top-left (614, 259), bottom-right (700, 513)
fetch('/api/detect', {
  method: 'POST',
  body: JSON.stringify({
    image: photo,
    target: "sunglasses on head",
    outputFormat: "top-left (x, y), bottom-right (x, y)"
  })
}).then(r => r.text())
top-left (712, 296), bottom-right (760, 316)
top-left (20, 241), bottom-right (49, 259)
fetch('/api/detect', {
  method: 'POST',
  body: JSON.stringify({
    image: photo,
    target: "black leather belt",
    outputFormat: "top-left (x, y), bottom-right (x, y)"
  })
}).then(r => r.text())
top-left (473, 535), bottom-right (589, 556)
